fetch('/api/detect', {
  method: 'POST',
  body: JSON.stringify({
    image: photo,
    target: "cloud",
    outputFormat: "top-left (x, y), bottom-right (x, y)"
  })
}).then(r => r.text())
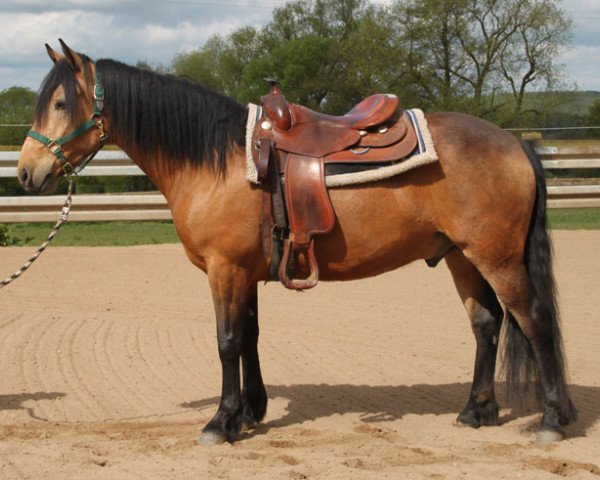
top-left (561, 45), bottom-right (600, 90)
top-left (562, 0), bottom-right (600, 45)
top-left (0, 0), bottom-right (599, 92)
top-left (0, 3), bottom-right (269, 90)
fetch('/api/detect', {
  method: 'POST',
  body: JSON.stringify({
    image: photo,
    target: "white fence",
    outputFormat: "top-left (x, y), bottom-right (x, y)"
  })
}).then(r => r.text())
top-left (1, 146), bottom-right (600, 222)
top-left (537, 145), bottom-right (600, 208)
top-left (0, 151), bottom-right (168, 222)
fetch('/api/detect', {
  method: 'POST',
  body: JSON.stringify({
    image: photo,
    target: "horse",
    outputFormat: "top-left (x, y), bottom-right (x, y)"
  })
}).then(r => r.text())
top-left (17, 40), bottom-right (577, 445)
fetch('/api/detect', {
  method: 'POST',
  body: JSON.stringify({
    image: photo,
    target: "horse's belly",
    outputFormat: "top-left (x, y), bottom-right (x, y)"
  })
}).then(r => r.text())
top-left (307, 181), bottom-right (446, 281)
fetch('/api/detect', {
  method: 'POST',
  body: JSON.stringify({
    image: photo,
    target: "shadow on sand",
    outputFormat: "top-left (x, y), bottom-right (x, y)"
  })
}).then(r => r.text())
top-left (0, 392), bottom-right (65, 421)
top-left (181, 382), bottom-right (599, 438)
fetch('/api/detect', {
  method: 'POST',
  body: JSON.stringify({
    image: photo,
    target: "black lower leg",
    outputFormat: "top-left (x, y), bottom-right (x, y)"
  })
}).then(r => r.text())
top-left (458, 285), bottom-right (503, 428)
top-left (241, 286), bottom-right (268, 427)
top-left (202, 330), bottom-right (245, 442)
top-left (201, 273), bottom-right (253, 444)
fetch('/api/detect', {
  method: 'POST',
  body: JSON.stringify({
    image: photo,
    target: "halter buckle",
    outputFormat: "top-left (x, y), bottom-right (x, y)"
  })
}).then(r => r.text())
top-left (94, 117), bottom-right (108, 143)
top-left (94, 83), bottom-right (105, 112)
top-left (62, 161), bottom-right (75, 176)
top-left (94, 83), bottom-right (105, 101)
top-left (46, 139), bottom-right (60, 152)
top-left (46, 140), bottom-right (66, 160)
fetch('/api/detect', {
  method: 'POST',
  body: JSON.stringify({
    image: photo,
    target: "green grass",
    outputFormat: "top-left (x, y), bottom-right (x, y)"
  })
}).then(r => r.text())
top-left (3, 221), bottom-right (180, 246)
top-left (547, 208), bottom-right (600, 230)
top-left (1, 210), bottom-right (599, 248)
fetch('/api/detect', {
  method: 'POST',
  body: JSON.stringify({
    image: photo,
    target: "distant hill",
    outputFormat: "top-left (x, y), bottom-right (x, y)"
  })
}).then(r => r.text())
top-left (523, 90), bottom-right (600, 116)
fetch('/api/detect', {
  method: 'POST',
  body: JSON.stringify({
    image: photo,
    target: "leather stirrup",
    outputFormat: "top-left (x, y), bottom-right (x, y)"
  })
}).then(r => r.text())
top-left (279, 239), bottom-right (319, 290)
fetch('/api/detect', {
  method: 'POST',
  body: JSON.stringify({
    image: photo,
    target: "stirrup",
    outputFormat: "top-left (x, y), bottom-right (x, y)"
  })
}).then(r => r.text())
top-left (279, 239), bottom-right (319, 290)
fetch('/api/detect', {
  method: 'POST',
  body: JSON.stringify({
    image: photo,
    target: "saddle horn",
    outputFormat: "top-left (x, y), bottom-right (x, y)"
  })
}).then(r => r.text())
top-left (261, 78), bottom-right (292, 131)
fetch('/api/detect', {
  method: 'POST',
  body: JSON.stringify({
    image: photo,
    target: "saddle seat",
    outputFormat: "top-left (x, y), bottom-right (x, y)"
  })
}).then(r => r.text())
top-left (253, 80), bottom-right (418, 291)
top-left (262, 79), bottom-right (399, 132)
top-left (289, 94), bottom-right (399, 130)
top-left (261, 80), bottom-right (405, 158)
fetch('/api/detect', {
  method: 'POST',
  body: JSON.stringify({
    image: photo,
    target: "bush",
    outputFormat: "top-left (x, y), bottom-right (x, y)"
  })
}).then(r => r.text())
top-left (0, 224), bottom-right (12, 246)
top-left (0, 125), bottom-right (29, 146)
top-left (0, 178), bottom-right (24, 196)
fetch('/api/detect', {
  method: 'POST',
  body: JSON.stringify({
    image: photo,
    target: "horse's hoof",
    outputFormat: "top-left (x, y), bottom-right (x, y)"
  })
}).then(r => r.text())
top-left (456, 402), bottom-right (499, 429)
top-left (536, 429), bottom-right (564, 444)
top-left (197, 431), bottom-right (228, 445)
top-left (242, 416), bottom-right (257, 430)
top-left (456, 412), bottom-right (482, 429)
top-left (242, 404), bottom-right (258, 429)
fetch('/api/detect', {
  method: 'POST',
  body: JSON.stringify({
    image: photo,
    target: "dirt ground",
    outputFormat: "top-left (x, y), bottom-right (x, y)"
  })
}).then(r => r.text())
top-left (0, 230), bottom-right (599, 479)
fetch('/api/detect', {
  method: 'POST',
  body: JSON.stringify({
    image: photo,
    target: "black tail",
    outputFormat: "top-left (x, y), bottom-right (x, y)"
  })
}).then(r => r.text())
top-left (500, 141), bottom-right (573, 420)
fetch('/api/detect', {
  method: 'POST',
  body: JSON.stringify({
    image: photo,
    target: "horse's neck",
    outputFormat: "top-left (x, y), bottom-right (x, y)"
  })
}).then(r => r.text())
top-left (114, 140), bottom-right (246, 208)
top-left (114, 143), bottom-right (172, 197)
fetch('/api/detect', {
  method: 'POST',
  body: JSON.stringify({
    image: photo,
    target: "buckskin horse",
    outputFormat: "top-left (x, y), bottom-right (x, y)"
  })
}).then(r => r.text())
top-left (17, 40), bottom-right (576, 444)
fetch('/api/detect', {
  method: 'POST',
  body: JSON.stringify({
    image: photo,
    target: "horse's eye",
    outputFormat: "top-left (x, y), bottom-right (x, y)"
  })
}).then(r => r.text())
top-left (55, 100), bottom-right (66, 110)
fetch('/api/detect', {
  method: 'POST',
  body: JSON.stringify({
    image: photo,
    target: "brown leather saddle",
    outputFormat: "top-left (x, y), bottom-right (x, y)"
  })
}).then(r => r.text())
top-left (252, 79), bottom-right (418, 290)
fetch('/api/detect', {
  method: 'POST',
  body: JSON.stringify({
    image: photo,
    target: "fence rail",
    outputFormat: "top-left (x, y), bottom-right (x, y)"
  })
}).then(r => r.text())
top-left (1, 146), bottom-right (600, 222)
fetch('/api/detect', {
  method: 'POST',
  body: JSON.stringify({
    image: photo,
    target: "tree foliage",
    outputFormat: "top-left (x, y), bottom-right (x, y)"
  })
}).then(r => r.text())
top-left (586, 100), bottom-right (600, 139)
top-left (172, 0), bottom-right (573, 125)
top-left (172, 26), bottom-right (263, 98)
top-left (0, 86), bottom-right (36, 123)
top-left (0, 0), bottom-right (590, 198)
top-left (0, 86), bottom-right (36, 146)
top-left (392, 0), bottom-right (573, 124)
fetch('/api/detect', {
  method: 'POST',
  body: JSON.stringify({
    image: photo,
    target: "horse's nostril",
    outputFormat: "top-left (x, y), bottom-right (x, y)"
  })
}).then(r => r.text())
top-left (20, 168), bottom-right (29, 183)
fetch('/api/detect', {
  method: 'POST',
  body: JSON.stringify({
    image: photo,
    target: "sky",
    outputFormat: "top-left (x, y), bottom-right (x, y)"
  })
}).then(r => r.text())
top-left (0, 0), bottom-right (599, 93)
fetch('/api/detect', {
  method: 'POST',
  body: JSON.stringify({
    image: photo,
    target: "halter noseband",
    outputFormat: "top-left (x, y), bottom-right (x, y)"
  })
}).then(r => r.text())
top-left (27, 69), bottom-right (107, 176)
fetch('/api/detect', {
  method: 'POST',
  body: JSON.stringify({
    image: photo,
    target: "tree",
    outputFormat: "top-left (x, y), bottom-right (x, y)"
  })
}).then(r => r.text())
top-left (170, 0), bottom-right (572, 122)
top-left (171, 27), bottom-right (263, 98)
top-left (238, 36), bottom-right (335, 108)
top-left (172, 0), bottom-right (410, 114)
top-left (253, 0), bottom-right (401, 112)
top-left (0, 86), bottom-right (36, 146)
top-left (0, 86), bottom-right (36, 124)
top-left (329, 9), bottom-right (413, 110)
top-left (172, 36), bottom-right (231, 93)
top-left (586, 100), bottom-right (600, 139)
top-left (263, 0), bottom-right (368, 44)
top-left (391, 0), bottom-right (573, 123)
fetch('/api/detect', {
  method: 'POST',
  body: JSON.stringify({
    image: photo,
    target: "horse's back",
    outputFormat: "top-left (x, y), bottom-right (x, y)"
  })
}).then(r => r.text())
top-left (317, 111), bottom-right (536, 280)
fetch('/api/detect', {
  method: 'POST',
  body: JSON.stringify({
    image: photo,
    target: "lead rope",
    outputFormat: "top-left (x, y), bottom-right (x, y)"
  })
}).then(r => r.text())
top-left (0, 176), bottom-right (75, 289)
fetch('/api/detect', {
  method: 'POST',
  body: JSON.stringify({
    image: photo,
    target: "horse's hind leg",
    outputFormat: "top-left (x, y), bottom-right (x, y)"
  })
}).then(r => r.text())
top-left (445, 250), bottom-right (503, 428)
top-left (241, 284), bottom-right (268, 428)
top-left (470, 258), bottom-right (576, 442)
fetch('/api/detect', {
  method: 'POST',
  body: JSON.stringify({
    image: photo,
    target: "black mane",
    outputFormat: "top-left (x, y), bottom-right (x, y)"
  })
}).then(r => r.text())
top-left (34, 56), bottom-right (248, 174)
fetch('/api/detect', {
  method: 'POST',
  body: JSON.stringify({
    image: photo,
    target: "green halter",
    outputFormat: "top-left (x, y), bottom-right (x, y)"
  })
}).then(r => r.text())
top-left (27, 70), bottom-right (107, 175)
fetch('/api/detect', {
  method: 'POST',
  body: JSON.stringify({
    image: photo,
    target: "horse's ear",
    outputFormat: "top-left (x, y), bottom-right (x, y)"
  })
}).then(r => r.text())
top-left (45, 43), bottom-right (63, 64)
top-left (58, 38), bottom-right (84, 72)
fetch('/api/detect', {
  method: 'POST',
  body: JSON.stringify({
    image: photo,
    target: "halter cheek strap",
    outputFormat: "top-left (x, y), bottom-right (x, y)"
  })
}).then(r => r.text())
top-left (27, 70), bottom-right (107, 175)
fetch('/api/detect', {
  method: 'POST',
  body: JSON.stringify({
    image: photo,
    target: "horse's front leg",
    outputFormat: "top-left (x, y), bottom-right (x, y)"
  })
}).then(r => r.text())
top-left (200, 265), bottom-right (254, 444)
top-left (241, 284), bottom-right (268, 428)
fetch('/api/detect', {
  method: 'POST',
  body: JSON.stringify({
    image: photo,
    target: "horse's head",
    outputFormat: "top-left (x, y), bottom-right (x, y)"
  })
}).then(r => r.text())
top-left (18, 40), bottom-right (106, 194)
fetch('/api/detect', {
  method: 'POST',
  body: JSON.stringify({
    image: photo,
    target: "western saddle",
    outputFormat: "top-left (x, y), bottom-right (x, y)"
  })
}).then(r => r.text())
top-left (252, 79), bottom-right (417, 290)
